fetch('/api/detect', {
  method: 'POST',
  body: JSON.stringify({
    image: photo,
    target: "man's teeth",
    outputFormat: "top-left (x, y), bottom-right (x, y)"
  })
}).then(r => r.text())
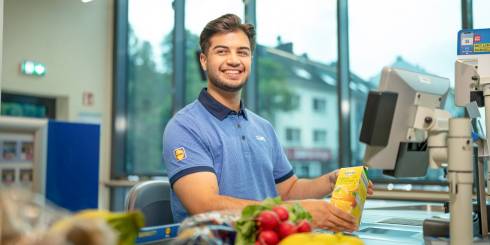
top-left (224, 70), bottom-right (240, 74)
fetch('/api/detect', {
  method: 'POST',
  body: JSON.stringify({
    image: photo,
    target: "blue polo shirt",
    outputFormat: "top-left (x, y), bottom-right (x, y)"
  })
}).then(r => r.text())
top-left (162, 88), bottom-right (294, 222)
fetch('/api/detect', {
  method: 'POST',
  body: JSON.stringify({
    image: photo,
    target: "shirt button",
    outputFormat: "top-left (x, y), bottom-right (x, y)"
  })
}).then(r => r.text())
top-left (241, 136), bottom-right (245, 140)
top-left (237, 124), bottom-right (241, 128)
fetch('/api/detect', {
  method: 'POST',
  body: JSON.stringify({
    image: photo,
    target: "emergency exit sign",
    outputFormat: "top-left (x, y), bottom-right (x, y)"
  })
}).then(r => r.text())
top-left (20, 60), bottom-right (46, 77)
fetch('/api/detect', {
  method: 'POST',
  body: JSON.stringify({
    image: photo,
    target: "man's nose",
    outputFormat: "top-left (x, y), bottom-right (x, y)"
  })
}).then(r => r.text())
top-left (226, 52), bottom-right (240, 65)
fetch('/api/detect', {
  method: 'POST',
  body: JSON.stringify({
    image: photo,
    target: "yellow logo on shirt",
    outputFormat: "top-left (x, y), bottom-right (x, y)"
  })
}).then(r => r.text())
top-left (174, 147), bottom-right (186, 161)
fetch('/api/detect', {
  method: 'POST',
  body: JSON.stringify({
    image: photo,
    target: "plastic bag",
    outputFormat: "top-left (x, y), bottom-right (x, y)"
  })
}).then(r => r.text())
top-left (172, 211), bottom-right (241, 245)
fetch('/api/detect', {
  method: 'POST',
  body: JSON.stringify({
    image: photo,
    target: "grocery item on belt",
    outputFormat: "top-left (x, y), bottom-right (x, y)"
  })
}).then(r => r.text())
top-left (235, 197), bottom-right (313, 245)
top-left (330, 166), bottom-right (368, 225)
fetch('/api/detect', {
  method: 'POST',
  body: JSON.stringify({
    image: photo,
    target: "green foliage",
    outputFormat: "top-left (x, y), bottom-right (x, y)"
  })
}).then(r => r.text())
top-left (287, 203), bottom-right (313, 223)
top-left (257, 57), bottom-right (296, 125)
top-left (127, 27), bottom-right (171, 174)
top-left (160, 30), bottom-right (205, 103)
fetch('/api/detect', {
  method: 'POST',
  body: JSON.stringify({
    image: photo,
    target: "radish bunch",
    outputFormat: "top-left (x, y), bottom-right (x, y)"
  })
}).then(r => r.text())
top-left (235, 198), bottom-right (313, 245)
top-left (255, 206), bottom-right (312, 245)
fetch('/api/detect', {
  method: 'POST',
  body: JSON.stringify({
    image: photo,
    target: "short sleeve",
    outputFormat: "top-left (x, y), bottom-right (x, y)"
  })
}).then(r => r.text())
top-left (163, 117), bottom-right (215, 188)
top-left (268, 125), bottom-right (294, 184)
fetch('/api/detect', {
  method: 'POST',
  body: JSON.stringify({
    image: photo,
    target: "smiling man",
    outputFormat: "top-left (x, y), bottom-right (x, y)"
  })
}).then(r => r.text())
top-left (162, 14), bottom-right (372, 232)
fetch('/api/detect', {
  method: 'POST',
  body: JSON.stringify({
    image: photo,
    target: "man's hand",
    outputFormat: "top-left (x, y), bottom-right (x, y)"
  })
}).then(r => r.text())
top-left (326, 170), bottom-right (339, 194)
top-left (300, 199), bottom-right (357, 232)
top-left (326, 169), bottom-right (375, 196)
top-left (367, 180), bottom-right (374, 195)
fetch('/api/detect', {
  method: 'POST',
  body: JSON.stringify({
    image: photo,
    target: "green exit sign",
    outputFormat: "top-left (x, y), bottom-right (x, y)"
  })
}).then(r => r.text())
top-left (20, 60), bottom-right (46, 77)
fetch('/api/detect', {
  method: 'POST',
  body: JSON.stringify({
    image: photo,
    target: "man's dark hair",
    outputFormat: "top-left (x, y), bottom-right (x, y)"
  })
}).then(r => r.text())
top-left (200, 14), bottom-right (256, 54)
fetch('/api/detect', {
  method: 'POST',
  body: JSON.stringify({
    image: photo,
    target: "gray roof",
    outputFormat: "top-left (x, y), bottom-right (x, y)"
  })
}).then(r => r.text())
top-left (257, 44), bottom-right (373, 95)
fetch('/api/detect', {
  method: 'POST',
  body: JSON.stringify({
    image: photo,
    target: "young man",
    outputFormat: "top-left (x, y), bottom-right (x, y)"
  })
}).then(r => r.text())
top-left (163, 14), bottom-right (373, 232)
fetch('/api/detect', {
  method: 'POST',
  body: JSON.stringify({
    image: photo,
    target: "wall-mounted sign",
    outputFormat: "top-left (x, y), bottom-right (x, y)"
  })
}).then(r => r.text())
top-left (20, 60), bottom-right (46, 77)
top-left (82, 91), bottom-right (94, 106)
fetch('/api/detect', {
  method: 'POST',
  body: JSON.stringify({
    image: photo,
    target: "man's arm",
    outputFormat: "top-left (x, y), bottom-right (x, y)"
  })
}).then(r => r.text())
top-left (174, 171), bottom-right (357, 231)
top-left (277, 170), bottom-right (374, 201)
top-left (276, 171), bottom-right (337, 200)
top-left (173, 171), bottom-right (259, 214)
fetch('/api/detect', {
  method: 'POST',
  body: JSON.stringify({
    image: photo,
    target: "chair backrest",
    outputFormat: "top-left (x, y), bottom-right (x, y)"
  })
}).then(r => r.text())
top-left (124, 180), bottom-right (174, 226)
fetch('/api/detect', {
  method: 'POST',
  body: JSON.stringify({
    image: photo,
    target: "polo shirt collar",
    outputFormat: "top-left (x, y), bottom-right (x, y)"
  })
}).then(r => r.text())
top-left (198, 88), bottom-right (248, 121)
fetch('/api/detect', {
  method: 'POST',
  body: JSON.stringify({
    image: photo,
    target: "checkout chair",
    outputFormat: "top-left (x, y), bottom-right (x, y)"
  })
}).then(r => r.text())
top-left (124, 180), bottom-right (174, 226)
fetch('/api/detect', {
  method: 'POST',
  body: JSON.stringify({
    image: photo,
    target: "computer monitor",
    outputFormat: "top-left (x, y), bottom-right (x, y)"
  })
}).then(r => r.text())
top-left (360, 67), bottom-right (450, 177)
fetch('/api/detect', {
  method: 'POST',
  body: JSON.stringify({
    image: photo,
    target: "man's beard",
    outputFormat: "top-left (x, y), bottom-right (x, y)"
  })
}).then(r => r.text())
top-left (208, 74), bottom-right (248, 93)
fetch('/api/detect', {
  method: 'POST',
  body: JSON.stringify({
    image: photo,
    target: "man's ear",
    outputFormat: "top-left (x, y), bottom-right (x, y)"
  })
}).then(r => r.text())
top-left (199, 52), bottom-right (207, 71)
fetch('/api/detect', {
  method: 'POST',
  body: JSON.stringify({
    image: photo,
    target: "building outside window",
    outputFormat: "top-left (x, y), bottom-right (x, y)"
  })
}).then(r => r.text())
top-left (289, 94), bottom-right (301, 111)
top-left (312, 98), bottom-right (326, 113)
top-left (257, 0), bottom-right (339, 177)
top-left (285, 128), bottom-right (301, 144)
top-left (313, 129), bottom-right (327, 145)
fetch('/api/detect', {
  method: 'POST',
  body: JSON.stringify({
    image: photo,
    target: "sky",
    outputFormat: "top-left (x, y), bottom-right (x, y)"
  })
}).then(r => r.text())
top-left (129, 0), bottom-right (490, 82)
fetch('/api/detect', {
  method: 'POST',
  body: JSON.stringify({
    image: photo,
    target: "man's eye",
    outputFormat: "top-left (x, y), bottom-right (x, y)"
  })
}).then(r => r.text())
top-left (216, 50), bottom-right (227, 55)
top-left (238, 51), bottom-right (250, 57)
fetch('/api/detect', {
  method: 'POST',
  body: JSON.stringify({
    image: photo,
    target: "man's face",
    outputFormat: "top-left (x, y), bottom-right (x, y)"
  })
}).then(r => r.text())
top-left (200, 30), bottom-right (252, 93)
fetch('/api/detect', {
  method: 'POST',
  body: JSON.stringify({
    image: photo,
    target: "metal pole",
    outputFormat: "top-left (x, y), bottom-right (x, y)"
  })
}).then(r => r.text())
top-left (244, 0), bottom-right (258, 112)
top-left (461, 0), bottom-right (473, 29)
top-left (337, 0), bottom-right (351, 166)
top-left (173, 0), bottom-right (186, 114)
top-left (111, 0), bottom-right (129, 177)
top-left (448, 118), bottom-right (473, 245)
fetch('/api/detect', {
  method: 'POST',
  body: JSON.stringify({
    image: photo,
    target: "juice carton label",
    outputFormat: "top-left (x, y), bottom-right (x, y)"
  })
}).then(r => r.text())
top-left (330, 166), bottom-right (368, 225)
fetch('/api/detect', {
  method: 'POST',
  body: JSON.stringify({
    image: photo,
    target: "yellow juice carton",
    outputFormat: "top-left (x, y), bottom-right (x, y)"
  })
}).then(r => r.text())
top-left (330, 166), bottom-right (368, 225)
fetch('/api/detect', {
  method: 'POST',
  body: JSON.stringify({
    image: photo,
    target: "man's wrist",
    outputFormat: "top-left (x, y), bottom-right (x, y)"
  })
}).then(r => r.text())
top-left (325, 171), bottom-right (337, 194)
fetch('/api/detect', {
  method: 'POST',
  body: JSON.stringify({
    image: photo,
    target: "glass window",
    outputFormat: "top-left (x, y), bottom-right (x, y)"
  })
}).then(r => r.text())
top-left (257, 0), bottom-right (338, 177)
top-left (184, 0), bottom-right (244, 103)
top-left (289, 95), bottom-right (301, 111)
top-left (474, 0), bottom-right (490, 29)
top-left (313, 129), bottom-right (327, 144)
top-left (349, 0), bottom-right (461, 188)
top-left (285, 128), bottom-right (301, 144)
top-left (312, 98), bottom-right (326, 113)
top-left (126, 0), bottom-right (174, 174)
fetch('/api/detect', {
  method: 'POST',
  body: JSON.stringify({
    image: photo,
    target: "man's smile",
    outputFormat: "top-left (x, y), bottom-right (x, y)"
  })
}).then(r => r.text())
top-left (221, 68), bottom-right (244, 79)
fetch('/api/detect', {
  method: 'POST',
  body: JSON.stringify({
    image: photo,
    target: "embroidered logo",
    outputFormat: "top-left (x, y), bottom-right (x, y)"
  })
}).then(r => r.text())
top-left (256, 135), bottom-right (266, 141)
top-left (174, 147), bottom-right (186, 161)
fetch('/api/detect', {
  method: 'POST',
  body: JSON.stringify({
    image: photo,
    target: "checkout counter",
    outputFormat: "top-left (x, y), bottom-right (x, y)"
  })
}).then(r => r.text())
top-left (133, 199), bottom-right (489, 245)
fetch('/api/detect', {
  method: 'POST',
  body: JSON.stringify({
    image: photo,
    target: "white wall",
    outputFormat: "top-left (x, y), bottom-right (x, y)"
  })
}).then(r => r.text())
top-left (2, 0), bottom-right (114, 209)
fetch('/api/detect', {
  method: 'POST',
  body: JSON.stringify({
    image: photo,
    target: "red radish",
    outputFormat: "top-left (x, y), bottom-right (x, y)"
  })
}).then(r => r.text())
top-left (258, 230), bottom-right (279, 245)
top-left (272, 206), bottom-right (289, 221)
top-left (256, 211), bottom-right (279, 230)
top-left (296, 220), bottom-right (312, 233)
top-left (277, 221), bottom-right (297, 239)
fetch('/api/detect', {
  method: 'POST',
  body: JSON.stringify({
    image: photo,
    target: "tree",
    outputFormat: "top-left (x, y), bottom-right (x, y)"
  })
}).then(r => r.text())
top-left (126, 27), bottom-right (172, 175)
top-left (257, 53), bottom-right (295, 125)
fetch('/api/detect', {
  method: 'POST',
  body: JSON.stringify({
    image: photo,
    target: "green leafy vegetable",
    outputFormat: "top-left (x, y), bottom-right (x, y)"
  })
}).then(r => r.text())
top-left (234, 197), bottom-right (312, 245)
top-left (287, 203), bottom-right (313, 223)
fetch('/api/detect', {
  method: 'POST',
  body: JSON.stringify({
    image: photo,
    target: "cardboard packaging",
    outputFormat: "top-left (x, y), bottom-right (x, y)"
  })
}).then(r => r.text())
top-left (330, 166), bottom-right (368, 225)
